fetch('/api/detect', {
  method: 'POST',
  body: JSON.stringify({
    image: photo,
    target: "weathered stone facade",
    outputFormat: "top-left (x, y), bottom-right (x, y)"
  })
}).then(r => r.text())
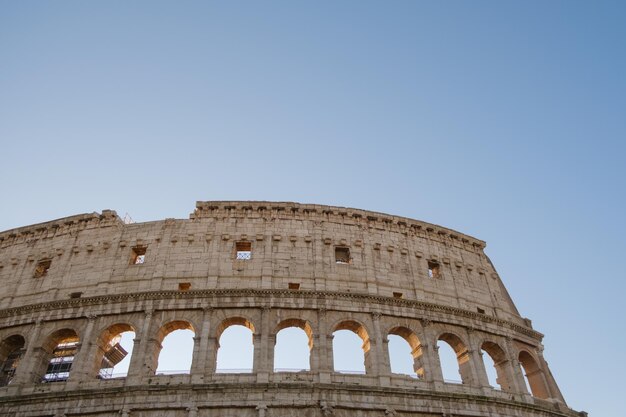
top-left (0, 201), bottom-right (582, 417)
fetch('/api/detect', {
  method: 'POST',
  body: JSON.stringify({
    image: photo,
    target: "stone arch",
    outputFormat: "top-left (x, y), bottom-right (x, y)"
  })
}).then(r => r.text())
top-left (153, 320), bottom-right (196, 375)
top-left (92, 323), bottom-right (136, 379)
top-left (275, 318), bottom-right (313, 348)
top-left (273, 318), bottom-right (314, 371)
top-left (216, 317), bottom-right (255, 341)
top-left (387, 326), bottom-right (424, 378)
top-left (156, 320), bottom-right (196, 344)
top-left (331, 319), bottom-right (370, 345)
top-left (518, 349), bottom-right (550, 399)
top-left (480, 340), bottom-right (511, 391)
top-left (332, 319), bottom-right (371, 374)
top-left (0, 334), bottom-right (26, 386)
top-left (0, 329), bottom-right (28, 344)
top-left (436, 331), bottom-right (472, 384)
top-left (39, 328), bottom-right (80, 382)
top-left (216, 317), bottom-right (256, 373)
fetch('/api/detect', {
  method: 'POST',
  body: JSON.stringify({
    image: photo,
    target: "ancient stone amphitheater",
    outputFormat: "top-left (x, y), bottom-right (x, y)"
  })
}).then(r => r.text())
top-left (0, 201), bottom-right (582, 417)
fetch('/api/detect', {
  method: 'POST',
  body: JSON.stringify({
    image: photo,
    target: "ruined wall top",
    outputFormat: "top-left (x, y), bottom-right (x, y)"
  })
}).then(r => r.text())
top-left (192, 201), bottom-right (487, 249)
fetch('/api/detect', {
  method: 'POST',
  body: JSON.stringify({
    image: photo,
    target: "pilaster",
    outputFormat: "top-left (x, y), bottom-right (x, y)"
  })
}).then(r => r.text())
top-left (67, 314), bottom-right (98, 385)
top-left (190, 307), bottom-right (213, 383)
top-left (126, 310), bottom-right (154, 382)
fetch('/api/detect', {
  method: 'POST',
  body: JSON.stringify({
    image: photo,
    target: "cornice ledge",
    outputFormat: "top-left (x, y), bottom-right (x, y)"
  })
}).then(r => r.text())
top-left (0, 382), bottom-right (578, 417)
top-left (0, 289), bottom-right (543, 340)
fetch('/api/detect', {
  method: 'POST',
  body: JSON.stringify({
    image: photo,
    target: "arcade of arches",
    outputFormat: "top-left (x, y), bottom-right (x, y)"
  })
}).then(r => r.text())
top-left (0, 311), bottom-right (558, 402)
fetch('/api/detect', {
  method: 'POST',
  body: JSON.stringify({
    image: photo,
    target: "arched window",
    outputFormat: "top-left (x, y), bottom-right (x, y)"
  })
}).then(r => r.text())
top-left (519, 350), bottom-right (549, 399)
top-left (216, 317), bottom-right (255, 373)
top-left (437, 333), bottom-right (471, 384)
top-left (480, 341), bottom-right (510, 391)
top-left (95, 324), bottom-right (136, 379)
top-left (387, 327), bottom-right (423, 378)
top-left (155, 321), bottom-right (195, 375)
top-left (274, 319), bottom-right (312, 372)
top-left (0, 335), bottom-right (25, 386)
top-left (41, 329), bottom-right (80, 383)
top-left (332, 320), bottom-right (370, 374)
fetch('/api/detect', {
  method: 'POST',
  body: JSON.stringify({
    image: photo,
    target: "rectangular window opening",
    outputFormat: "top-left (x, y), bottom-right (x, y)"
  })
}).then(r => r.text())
top-left (130, 246), bottom-right (147, 265)
top-left (335, 247), bottom-right (351, 264)
top-left (69, 292), bottom-right (82, 299)
top-left (427, 261), bottom-right (441, 278)
top-left (178, 282), bottom-right (191, 291)
top-left (236, 241), bottom-right (252, 260)
top-left (33, 259), bottom-right (52, 278)
top-left (288, 282), bottom-right (300, 290)
top-left (393, 292), bottom-right (403, 299)
top-left (477, 307), bottom-right (486, 314)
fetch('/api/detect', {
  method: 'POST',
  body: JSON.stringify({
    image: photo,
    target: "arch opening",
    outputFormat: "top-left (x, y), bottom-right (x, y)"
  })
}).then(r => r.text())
top-left (155, 321), bottom-right (195, 375)
top-left (274, 319), bottom-right (313, 372)
top-left (0, 335), bottom-right (25, 386)
top-left (437, 332), bottom-right (471, 384)
top-left (41, 329), bottom-right (80, 383)
top-left (481, 341), bottom-right (509, 391)
top-left (216, 317), bottom-right (255, 373)
top-left (388, 327), bottom-right (423, 378)
top-left (95, 324), bottom-right (136, 379)
top-left (332, 320), bottom-right (370, 374)
top-left (519, 350), bottom-right (550, 399)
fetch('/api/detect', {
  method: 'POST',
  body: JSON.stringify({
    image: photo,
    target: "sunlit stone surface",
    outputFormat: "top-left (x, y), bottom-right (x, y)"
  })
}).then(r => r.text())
top-left (0, 201), bottom-right (583, 416)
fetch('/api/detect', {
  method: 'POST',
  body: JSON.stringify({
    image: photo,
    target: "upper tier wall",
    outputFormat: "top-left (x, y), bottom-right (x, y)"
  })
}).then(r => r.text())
top-left (0, 201), bottom-right (524, 326)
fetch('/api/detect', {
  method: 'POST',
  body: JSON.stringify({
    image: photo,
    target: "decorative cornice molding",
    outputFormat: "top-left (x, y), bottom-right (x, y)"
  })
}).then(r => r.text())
top-left (0, 381), bottom-right (579, 417)
top-left (0, 288), bottom-right (543, 340)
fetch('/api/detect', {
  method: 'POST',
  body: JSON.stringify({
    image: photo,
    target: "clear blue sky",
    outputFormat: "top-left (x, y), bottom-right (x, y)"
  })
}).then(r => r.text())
top-left (1, 1), bottom-right (625, 415)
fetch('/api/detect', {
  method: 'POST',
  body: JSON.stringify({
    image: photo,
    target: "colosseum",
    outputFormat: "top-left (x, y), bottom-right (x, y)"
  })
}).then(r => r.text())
top-left (0, 201), bottom-right (582, 417)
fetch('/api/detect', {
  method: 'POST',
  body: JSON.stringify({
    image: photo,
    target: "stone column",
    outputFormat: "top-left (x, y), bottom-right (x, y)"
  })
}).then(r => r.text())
top-left (473, 350), bottom-right (492, 389)
top-left (205, 335), bottom-right (219, 377)
top-left (127, 310), bottom-right (154, 382)
top-left (316, 309), bottom-right (333, 383)
top-left (417, 320), bottom-right (442, 384)
top-left (466, 330), bottom-right (490, 389)
top-left (430, 343), bottom-right (445, 384)
top-left (67, 314), bottom-right (98, 385)
top-left (363, 313), bottom-right (382, 377)
top-left (370, 312), bottom-right (389, 385)
top-left (503, 337), bottom-right (532, 399)
top-left (255, 307), bottom-right (272, 382)
top-left (267, 335), bottom-right (276, 371)
top-left (191, 308), bottom-right (212, 383)
top-left (12, 319), bottom-right (44, 385)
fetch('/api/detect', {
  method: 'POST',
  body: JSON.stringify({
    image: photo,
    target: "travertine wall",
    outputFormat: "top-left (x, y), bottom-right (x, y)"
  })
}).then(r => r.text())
top-left (0, 202), bottom-right (582, 417)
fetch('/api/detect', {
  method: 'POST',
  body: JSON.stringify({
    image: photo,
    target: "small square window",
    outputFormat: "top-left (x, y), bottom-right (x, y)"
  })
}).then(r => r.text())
top-left (393, 292), bottom-right (403, 299)
top-left (70, 292), bottom-right (83, 299)
top-left (33, 259), bottom-right (52, 278)
top-left (178, 282), bottom-right (191, 291)
top-left (477, 307), bottom-right (485, 314)
top-left (335, 247), bottom-right (351, 264)
top-left (130, 246), bottom-right (147, 265)
top-left (288, 282), bottom-right (300, 290)
top-left (427, 261), bottom-right (441, 278)
top-left (235, 241), bottom-right (252, 260)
